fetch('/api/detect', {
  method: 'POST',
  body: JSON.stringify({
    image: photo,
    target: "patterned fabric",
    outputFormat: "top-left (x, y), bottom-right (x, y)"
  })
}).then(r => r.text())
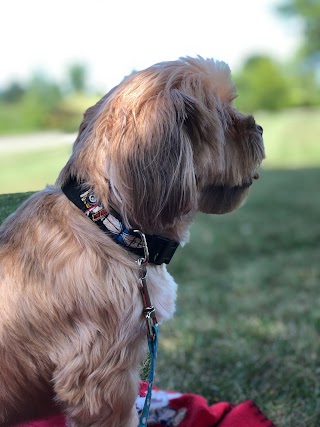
top-left (14, 383), bottom-right (276, 427)
top-left (80, 189), bottom-right (144, 249)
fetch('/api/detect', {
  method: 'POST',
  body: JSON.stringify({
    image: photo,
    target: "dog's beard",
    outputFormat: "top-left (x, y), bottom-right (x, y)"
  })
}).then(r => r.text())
top-left (198, 183), bottom-right (251, 214)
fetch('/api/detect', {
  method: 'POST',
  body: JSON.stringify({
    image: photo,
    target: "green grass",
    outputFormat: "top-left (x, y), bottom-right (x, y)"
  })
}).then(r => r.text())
top-left (258, 108), bottom-right (320, 168)
top-left (0, 144), bottom-right (71, 193)
top-left (161, 168), bottom-right (320, 427)
top-left (1, 169), bottom-right (319, 427)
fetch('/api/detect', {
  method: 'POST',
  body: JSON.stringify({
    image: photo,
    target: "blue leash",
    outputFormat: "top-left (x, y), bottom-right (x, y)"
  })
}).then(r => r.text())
top-left (138, 325), bottom-right (159, 427)
top-left (133, 230), bottom-right (159, 427)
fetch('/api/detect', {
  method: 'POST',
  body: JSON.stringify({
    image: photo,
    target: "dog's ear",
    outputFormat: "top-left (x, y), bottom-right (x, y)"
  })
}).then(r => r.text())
top-left (73, 87), bottom-right (119, 148)
top-left (57, 87), bottom-right (118, 189)
top-left (107, 88), bottom-right (198, 232)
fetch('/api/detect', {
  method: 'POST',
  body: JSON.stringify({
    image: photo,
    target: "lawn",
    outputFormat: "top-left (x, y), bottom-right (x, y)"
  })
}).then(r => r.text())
top-left (162, 167), bottom-right (320, 427)
top-left (0, 109), bottom-right (319, 427)
top-left (0, 135), bottom-right (72, 193)
top-left (257, 108), bottom-right (320, 168)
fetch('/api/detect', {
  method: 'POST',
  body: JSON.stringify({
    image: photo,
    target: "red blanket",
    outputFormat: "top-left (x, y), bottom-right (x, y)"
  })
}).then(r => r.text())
top-left (14, 383), bottom-right (276, 427)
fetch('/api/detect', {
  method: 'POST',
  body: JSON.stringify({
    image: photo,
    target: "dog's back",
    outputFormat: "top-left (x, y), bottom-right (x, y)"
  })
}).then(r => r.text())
top-left (0, 189), bottom-right (66, 423)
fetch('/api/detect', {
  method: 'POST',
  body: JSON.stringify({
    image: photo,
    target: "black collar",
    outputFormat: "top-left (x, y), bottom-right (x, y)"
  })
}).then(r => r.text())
top-left (61, 178), bottom-right (179, 265)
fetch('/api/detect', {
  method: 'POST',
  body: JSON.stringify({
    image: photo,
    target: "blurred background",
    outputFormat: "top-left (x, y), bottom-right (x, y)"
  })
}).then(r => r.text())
top-left (1, 0), bottom-right (319, 192)
top-left (1, 1), bottom-right (319, 426)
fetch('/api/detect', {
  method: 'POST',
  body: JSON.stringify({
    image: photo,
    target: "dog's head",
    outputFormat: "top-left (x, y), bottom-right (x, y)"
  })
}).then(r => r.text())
top-left (58, 57), bottom-right (264, 235)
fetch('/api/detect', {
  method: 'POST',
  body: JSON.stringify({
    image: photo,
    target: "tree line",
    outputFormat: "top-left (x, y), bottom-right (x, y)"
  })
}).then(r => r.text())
top-left (0, 64), bottom-right (94, 133)
top-left (0, 0), bottom-right (319, 134)
top-left (235, 0), bottom-right (320, 112)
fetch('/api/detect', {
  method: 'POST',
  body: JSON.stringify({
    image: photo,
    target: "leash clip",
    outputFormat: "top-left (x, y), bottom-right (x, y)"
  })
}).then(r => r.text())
top-left (134, 229), bottom-right (149, 266)
top-left (134, 231), bottom-right (159, 427)
top-left (134, 229), bottom-right (158, 340)
top-left (144, 307), bottom-right (157, 340)
top-left (140, 274), bottom-right (158, 340)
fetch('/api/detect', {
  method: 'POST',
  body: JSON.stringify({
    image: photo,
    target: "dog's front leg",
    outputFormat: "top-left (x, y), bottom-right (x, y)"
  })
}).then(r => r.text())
top-left (53, 352), bottom-right (140, 427)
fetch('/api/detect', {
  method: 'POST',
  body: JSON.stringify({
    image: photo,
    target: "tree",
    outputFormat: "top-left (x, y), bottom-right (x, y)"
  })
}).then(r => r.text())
top-left (0, 82), bottom-right (25, 103)
top-left (20, 72), bottom-right (63, 129)
top-left (68, 63), bottom-right (87, 93)
top-left (233, 55), bottom-right (292, 112)
top-left (277, 0), bottom-right (320, 63)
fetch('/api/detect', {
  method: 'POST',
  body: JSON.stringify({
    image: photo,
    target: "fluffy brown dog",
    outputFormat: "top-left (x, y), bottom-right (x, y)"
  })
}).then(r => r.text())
top-left (0, 57), bottom-right (264, 427)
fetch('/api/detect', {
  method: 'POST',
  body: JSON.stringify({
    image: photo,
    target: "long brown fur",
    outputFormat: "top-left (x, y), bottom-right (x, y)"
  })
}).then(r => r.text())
top-left (0, 57), bottom-right (264, 427)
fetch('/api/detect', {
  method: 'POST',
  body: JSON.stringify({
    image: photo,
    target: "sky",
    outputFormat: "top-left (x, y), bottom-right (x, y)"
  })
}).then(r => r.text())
top-left (1, 0), bottom-right (300, 92)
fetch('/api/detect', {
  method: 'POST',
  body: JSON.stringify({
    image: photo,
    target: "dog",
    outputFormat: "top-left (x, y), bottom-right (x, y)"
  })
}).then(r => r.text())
top-left (0, 56), bottom-right (264, 427)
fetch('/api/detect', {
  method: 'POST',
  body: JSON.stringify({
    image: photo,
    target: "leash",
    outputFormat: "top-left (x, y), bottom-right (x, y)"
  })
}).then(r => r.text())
top-left (135, 230), bottom-right (159, 427)
top-left (138, 326), bottom-right (158, 427)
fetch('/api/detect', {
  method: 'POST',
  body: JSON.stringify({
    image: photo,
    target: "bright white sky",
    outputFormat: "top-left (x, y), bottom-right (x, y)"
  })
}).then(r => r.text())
top-left (1, 0), bottom-right (300, 91)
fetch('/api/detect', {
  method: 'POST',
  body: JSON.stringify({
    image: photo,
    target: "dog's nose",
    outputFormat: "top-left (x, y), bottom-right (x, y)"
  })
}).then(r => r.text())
top-left (256, 124), bottom-right (263, 135)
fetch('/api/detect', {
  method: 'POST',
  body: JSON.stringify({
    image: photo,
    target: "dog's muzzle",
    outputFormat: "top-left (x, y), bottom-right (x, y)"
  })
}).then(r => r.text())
top-left (256, 124), bottom-right (263, 135)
